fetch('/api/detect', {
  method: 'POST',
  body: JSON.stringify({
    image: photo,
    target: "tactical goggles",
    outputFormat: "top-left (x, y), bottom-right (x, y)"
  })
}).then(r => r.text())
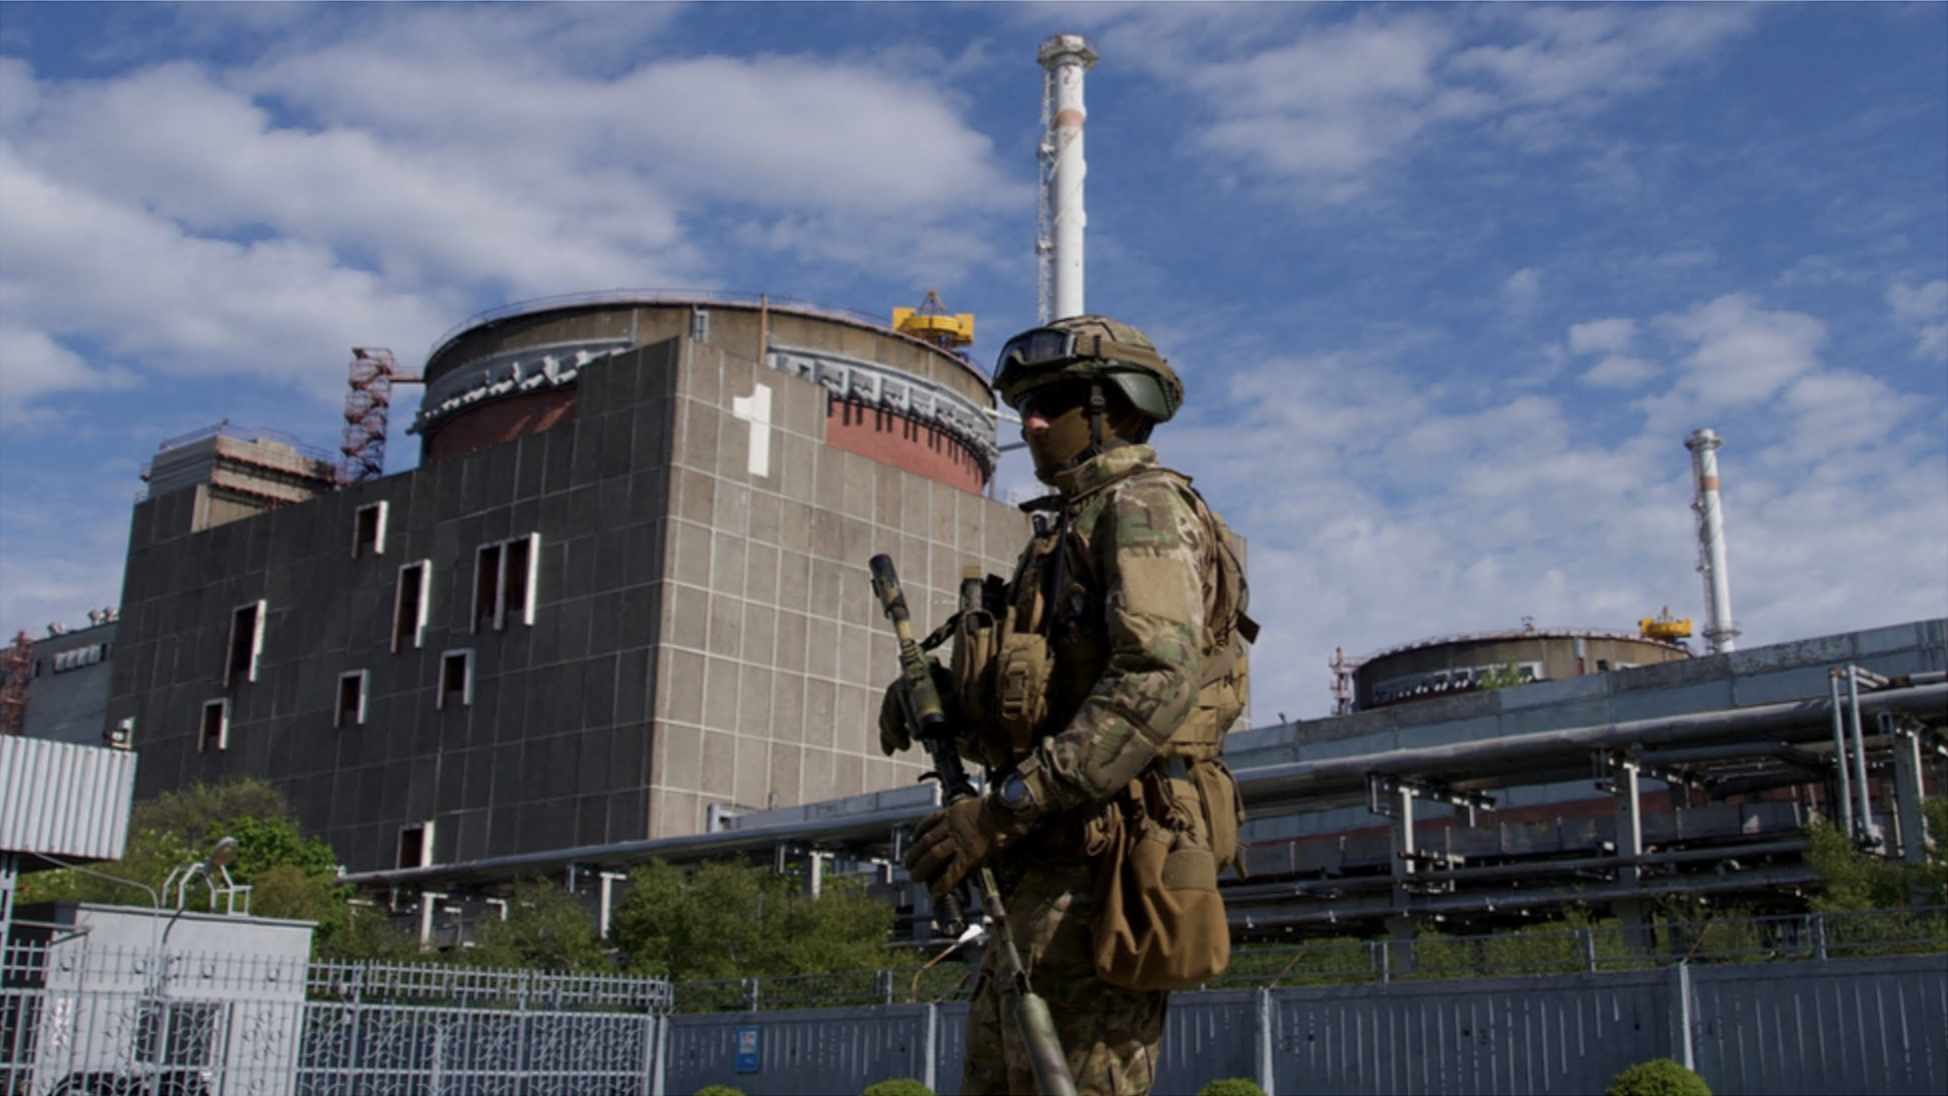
top-left (998, 328), bottom-right (1087, 372)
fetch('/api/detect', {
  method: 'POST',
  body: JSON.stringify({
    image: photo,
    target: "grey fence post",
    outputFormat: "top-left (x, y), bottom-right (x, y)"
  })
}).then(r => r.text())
top-left (923, 1002), bottom-right (939, 1094)
top-left (743, 977), bottom-right (759, 1011)
top-left (1666, 961), bottom-right (1695, 1071)
top-left (1812, 912), bottom-right (1827, 961)
top-left (1378, 939), bottom-right (1391, 985)
top-left (1582, 928), bottom-right (1598, 973)
top-left (647, 1012), bottom-right (665, 1096)
top-left (1256, 986), bottom-right (1277, 1096)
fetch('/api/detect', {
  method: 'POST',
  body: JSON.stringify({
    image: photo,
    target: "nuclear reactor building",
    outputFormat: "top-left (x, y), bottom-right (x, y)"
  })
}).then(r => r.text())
top-left (107, 294), bottom-right (1029, 873)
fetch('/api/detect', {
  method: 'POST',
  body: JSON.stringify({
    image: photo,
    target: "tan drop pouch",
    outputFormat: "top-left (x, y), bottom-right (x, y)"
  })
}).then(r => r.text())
top-left (1089, 772), bottom-right (1231, 992)
top-left (993, 632), bottom-right (1051, 753)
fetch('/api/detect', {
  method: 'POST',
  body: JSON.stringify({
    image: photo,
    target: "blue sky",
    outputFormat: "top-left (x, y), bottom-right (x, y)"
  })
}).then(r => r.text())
top-left (1, 2), bottom-right (1943, 722)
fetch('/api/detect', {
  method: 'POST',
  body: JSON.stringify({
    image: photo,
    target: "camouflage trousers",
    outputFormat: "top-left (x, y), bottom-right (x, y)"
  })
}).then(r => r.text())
top-left (961, 859), bottom-right (1170, 1095)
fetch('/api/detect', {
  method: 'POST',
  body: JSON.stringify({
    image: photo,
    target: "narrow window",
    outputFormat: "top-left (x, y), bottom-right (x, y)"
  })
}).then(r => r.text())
top-left (473, 543), bottom-right (503, 633)
top-left (502, 534), bottom-right (537, 627)
top-left (397, 823), bottom-right (433, 869)
top-left (199, 699), bottom-right (229, 752)
top-left (438, 649), bottom-right (474, 709)
top-left (691, 308), bottom-right (710, 342)
top-left (472, 534), bottom-right (541, 632)
top-left (226, 600), bottom-right (266, 686)
top-left (353, 501), bottom-right (388, 559)
top-left (393, 560), bottom-right (430, 652)
top-left (335, 670), bottom-right (369, 728)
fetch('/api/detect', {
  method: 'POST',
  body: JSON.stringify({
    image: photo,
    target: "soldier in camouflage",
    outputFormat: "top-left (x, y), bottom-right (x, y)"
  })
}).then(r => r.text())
top-left (884, 315), bottom-right (1251, 1095)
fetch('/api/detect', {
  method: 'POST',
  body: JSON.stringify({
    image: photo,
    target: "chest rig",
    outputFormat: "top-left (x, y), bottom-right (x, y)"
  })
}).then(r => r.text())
top-left (944, 467), bottom-right (1256, 772)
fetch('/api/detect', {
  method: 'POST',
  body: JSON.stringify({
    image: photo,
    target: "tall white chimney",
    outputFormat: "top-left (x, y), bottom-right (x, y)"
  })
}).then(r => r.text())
top-left (1037, 33), bottom-right (1097, 323)
top-left (1686, 428), bottom-right (1740, 654)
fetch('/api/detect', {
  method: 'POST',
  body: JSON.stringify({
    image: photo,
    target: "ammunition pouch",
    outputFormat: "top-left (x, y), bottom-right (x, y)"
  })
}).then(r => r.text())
top-left (994, 631), bottom-right (1053, 756)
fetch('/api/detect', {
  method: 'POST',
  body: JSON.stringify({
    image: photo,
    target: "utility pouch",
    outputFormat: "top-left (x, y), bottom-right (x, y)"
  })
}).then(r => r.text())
top-left (994, 631), bottom-right (1052, 755)
top-left (1090, 771), bottom-right (1231, 991)
top-left (951, 571), bottom-right (1006, 725)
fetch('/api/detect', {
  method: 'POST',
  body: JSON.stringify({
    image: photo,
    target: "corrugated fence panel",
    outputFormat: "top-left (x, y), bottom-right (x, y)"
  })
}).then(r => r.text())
top-left (1271, 970), bottom-right (1670, 1095)
top-left (932, 1000), bottom-right (970, 1096)
top-left (1691, 955), bottom-right (1948, 1096)
top-left (0, 736), bottom-right (136, 860)
top-left (664, 1004), bottom-right (932, 1096)
top-left (1156, 988), bottom-right (1260, 1095)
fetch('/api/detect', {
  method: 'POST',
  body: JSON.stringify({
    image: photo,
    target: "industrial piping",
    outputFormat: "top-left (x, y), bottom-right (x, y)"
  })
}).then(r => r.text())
top-left (339, 680), bottom-right (1947, 890)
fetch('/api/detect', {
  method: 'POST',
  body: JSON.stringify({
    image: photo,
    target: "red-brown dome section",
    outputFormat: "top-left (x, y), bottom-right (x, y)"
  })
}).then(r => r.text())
top-left (423, 388), bottom-right (576, 463)
top-left (828, 401), bottom-right (988, 494)
top-left (413, 293), bottom-right (998, 491)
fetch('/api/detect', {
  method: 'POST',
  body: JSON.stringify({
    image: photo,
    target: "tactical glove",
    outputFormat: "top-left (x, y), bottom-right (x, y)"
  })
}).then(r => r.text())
top-left (878, 682), bottom-right (912, 756)
top-left (877, 658), bottom-right (955, 756)
top-left (904, 793), bottom-right (1036, 897)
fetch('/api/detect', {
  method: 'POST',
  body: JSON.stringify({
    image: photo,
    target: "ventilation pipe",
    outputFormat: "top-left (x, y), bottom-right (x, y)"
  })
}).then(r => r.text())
top-left (1038, 34), bottom-right (1097, 323)
top-left (1686, 428), bottom-right (1740, 654)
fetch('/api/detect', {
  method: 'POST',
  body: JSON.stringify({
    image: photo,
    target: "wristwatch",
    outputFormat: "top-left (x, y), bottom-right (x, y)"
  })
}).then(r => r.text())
top-left (996, 770), bottom-right (1034, 813)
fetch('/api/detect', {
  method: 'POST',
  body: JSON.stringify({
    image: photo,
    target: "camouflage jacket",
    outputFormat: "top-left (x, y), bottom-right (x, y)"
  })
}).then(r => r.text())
top-left (1007, 444), bottom-right (1225, 813)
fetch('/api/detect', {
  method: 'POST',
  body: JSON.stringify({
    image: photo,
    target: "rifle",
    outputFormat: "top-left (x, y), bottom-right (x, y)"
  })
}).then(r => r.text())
top-left (868, 554), bottom-right (978, 936)
top-left (869, 554), bottom-right (1077, 1096)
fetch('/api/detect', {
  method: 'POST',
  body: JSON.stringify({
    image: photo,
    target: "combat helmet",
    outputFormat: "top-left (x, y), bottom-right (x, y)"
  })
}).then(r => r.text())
top-left (994, 314), bottom-right (1183, 423)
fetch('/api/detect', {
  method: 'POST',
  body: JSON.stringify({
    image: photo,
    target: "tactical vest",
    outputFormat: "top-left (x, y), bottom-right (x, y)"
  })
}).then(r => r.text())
top-left (945, 465), bottom-right (1257, 871)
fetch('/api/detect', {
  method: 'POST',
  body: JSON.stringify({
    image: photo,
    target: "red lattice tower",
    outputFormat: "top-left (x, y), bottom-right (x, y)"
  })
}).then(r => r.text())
top-left (339, 348), bottom-right (421, 486)
top-left (1, 631), bottom-right (31, 737)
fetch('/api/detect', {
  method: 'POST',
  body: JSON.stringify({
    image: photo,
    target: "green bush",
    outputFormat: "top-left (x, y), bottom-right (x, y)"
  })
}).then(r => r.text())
top-left (862, 1080), bottom-right (934, 1096)
top-left (1197, 1080), bottom-right (1268, 1096)
top-left (692, 1087), bottom-right (745, 1096)
top-left (1606, 1058), bottom-right (1711, 1096)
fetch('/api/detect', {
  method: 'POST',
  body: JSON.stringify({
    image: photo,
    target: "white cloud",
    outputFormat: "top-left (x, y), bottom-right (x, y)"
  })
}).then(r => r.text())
top-left (0, 324), bottom-right (136, 425)
top-left (1656, 294), bottom-right (1827, 411)
top-left (1101, 4), bottom-right (1757, 193)
top-left (1503, 267), bottom-right (1542, 317)
top-left (1888, 279), bottom-right (1948, 362)
top-left (1568, 318), bottom-right (1655, 388)
top-left (1580, 355), bottom-right (1659, 389)
top-left (1568, 317), bottom-right (1636, 355)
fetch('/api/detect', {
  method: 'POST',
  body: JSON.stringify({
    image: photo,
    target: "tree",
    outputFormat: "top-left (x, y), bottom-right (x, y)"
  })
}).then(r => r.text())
top-left (461, 877), bottom-right (610, 972)
top-left (1805, 797), bottom-right (1948, 912)
top-left (610, 859), bottom-right (895, 980)
top-left (15, 777), bottom-right (403, 958)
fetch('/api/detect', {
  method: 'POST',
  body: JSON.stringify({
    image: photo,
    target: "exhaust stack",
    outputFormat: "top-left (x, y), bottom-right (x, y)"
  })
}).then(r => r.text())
top-left (1037, 34), bottom-right (1097, 323)
top-left (1686, 428), bottom-right (1740, 654)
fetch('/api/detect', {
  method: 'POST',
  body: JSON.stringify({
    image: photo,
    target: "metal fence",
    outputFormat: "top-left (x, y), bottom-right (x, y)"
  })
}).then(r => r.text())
top-left (672, 905), bottom-right (1948, 1009)
top-left (3, 909), bottom-right (1943, 1095)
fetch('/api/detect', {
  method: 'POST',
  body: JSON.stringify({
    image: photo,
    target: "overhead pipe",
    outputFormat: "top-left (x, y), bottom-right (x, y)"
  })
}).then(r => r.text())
top-left (1844, 666), bottom-right (1880, 846)
top-left (1829, 671), bottom-right (1858, 839)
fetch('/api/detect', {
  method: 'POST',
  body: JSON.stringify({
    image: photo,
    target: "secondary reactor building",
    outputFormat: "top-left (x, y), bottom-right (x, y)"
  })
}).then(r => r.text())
top-left (107, 294), bottom-right (1030, 874)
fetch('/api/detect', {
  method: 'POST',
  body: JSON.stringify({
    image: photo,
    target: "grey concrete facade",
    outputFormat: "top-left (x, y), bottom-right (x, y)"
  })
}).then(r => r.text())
top-left (110, 318), bottom-right (1028, 874)
top-left (13, 619), bottom-right (119, 748)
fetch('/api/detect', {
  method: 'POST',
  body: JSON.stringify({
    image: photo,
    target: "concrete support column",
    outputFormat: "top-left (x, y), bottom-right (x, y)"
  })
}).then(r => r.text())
top-left (1611, 756), bottom-right (1651, 956)
top-left (1389, 784), bottom-right (1417, 974)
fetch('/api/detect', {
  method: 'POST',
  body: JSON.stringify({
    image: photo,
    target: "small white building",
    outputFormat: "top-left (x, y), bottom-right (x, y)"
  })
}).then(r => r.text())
top-left (8, 902), bottom-right (315, 1096)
